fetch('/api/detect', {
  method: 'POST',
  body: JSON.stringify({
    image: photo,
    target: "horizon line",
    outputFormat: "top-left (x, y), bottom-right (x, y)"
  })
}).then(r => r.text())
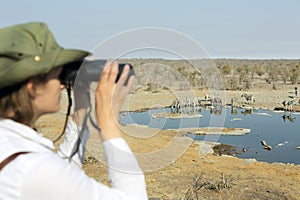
top-left (116, 57), bottom-right (300, 61)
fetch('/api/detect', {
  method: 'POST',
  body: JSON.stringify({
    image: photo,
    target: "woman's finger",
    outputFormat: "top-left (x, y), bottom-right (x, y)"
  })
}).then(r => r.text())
top-left (100, 61), bottom-right (113, 82)
top-left (116, 75), bottom-right (135, 101)
top-left (123, 75), bottom-right (135, 95)
top-left (107, 61), bottom-right (119, 84)
top-left (115, 64), bottom-right (130, 89)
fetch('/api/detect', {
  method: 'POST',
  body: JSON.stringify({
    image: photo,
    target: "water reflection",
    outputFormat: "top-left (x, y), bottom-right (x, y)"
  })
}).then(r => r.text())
top-left (241, 107), bottom-right (254, 115)
top-left (230, 106), bottom-right (238, 115)
top-left (210, 106), bottom-right (222, 115)
top-left (281, 112), bottom-right (296, 123)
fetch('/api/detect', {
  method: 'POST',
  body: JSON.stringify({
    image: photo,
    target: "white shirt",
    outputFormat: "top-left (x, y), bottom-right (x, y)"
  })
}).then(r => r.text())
top-left (0, 119), bottom-right (147, 200)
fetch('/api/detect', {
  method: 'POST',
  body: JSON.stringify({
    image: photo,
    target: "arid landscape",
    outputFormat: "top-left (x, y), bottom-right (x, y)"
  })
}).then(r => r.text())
top-left (37, 59), bottom-right (300, 200)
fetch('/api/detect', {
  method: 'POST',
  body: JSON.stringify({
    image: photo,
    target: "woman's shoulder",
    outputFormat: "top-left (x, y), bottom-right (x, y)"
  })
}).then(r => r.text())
top-left (0, 119), bottom-right (54, 154)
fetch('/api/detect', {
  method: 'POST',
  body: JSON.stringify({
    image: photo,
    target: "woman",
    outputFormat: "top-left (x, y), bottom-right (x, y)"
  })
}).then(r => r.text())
top-left (0, 22), bottom-right (147, 199)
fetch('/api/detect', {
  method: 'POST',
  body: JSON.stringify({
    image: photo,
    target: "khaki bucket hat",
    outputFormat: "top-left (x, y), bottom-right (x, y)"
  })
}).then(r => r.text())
top-left (0, 22), bottom-right (89, 88)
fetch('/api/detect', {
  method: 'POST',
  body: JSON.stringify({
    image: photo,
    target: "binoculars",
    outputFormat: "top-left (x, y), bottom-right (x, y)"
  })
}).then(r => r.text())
top-left (59, 59), bottom-right (134, 85)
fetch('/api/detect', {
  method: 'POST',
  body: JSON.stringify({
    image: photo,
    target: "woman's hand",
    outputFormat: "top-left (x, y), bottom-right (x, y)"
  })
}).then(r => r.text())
top-left (95, 61), bottom-right (134, 141)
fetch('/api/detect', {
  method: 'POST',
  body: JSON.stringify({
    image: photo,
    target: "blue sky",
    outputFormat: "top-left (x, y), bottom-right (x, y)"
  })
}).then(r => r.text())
top-left (1, 0), bottom-right (300, 59)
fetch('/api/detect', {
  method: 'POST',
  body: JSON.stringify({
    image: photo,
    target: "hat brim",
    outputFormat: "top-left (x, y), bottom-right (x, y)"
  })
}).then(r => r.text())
top-left (54, 48), bottom-right (90, 69)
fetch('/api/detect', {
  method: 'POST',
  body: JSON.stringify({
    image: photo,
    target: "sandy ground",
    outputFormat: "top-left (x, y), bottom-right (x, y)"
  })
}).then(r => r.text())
top-left (37, 86), bottom-right (300, 200)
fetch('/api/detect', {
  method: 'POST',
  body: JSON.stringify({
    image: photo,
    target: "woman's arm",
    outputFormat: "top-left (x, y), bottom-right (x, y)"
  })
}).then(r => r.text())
top-left (94, 61), bottom-right (147, 196)
top-left (16, 151), bottom-right (147, 200)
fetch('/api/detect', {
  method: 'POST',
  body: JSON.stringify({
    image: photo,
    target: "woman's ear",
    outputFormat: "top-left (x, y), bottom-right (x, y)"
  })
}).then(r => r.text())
top-left (26, 79), bottom-right (36, 99)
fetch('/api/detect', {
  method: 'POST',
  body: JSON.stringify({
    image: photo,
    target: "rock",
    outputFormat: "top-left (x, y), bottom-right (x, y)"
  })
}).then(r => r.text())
top-left (261, 140), bottom-right (272, 150)
top-left (221, 155), bottom-right (235, 158)
top-left (229, 118), bottom-right (242, 121)
top-left (196, 141), bottom-right (215, 155)
top-left (203, 159), bottom-right (216, 164)
top-left (261, 140), bottom-right (268, 147)
top-left (263, 145), bottom-right (272, 150)
top-left (213, 144), bottom-right (238, 156)
top-left (254, 112), bottom-right (271, 117)
top-left (244, 159), bottom-right (257, 164)
top-left (276, 143), bottom-right (285, 147)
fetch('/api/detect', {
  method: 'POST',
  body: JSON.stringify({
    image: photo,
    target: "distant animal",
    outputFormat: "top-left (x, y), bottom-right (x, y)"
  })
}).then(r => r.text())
top-left (204, 94), bottom-right (210, 101)
top-left (170, 98), bottom-right (179, 109)
top-left (282, 100), bottom-right (296, 111)
top-left (265, 77), bottom-right (272, 84)
top-left (184, 97), bottom-right (192, 108)
top-left (170, 98), bottom-right (184, 113)
top-left (171, 97), bottom-right (203, 113)
top-left (192, 97), bottom-right (201, 108)
top-left (241, 93), bottom-right (255, 104)
top-left (212, 97), bottom-right (222, 107)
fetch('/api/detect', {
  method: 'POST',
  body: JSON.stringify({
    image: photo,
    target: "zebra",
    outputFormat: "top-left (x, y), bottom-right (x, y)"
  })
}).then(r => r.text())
top-left (185, 97), bottom-right (192, 108)
top-left (204, 94), bottom-right (210, 101)
top-left (282, 100), bottom-right (296, 111)
top-left (170, 98), bottom-right (181, 113)
top-left (192, 97), bottom-right (201, 108)
top-left (189, 97), bottom-right (201, 112)
top-left (241, 93), bottom-right (255, 104)
top-left (170, 98), bottom-right (179, 109)
top-left (212, 97), bottom-right (222, 107)
top-left (209, 97), bottom-right (223, 115)
top-left (171, 97), bottom-right (203, 113)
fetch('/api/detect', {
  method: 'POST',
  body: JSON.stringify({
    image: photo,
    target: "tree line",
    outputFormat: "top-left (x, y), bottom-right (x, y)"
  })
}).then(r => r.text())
top-left (119, 58), bottom-right (300, 91)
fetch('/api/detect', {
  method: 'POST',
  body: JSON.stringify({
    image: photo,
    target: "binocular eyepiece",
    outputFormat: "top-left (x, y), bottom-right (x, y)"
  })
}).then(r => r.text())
top-left (59, 59), bottom-right (134, 86)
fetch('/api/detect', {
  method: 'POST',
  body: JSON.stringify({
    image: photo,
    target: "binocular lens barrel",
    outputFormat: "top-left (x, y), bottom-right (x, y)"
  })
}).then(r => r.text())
top-left (59, 60), bottom-right (134, 85)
